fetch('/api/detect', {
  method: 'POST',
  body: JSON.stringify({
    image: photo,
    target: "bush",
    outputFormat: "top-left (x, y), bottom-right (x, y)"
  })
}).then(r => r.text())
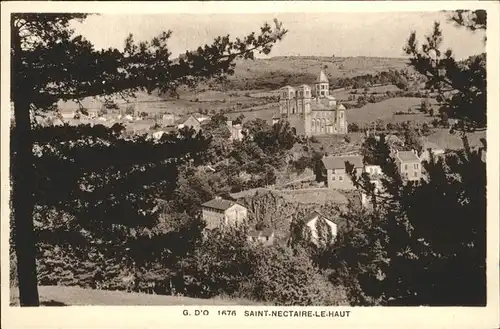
top-left (246, 246), bottom-right (345, 306)
top-left (348, 123), bottom-right (360, 132)
top-left (183, 227), bottom-right (254, 298)
top-left (309, 136), bottom-right (319, 143)
top-left (125, 105), bottom-right (135, 115)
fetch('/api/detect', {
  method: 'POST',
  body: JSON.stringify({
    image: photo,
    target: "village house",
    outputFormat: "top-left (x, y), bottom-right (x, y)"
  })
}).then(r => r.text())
top-left (227, 120), bottom-right (244, 141)
top-left (152, 130), bottom-right (167, 140)
top-left (177, 115), bottom-right (202, 133)
top-left (322, 155), bottom-right (364, 190)
top-left (162, 113), bottom-right (176, 125)
top-left (201, 197), bottom-right (248, 230)
top-left (60, 111), bottom-right (76, 121)
top-left (88, 110), bottom-right (98, 119)
top-left (247, 228), bottom-right (275, 246)
top-left (394, 150), bottom-right (422, 181)
top-left (364, 164), bottom-right (383, 176)
top-left (192, 113), bottom-right (211, 124)
top-left (420, 140), bottom-right (446, 162)
top-left (303, 211), bottom-right (339, 246)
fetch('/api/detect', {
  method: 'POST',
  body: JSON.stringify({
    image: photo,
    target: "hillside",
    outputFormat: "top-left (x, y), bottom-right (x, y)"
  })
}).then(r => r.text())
top-left (346, 97), bottom-right (437, 125)
top-left (10, 285), bottom-right (253, 306)
top-left (227, 56), bottom-right (412, 90)
top-left (53, 56), bottom-right (415, 128)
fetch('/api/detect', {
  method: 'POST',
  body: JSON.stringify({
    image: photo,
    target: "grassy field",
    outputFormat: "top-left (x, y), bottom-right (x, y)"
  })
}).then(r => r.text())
top-left (331, 84), bottom-right (402, 101)
top-left (426, 129), bottom-right (486, 150)
top-left (9, 286), bottom-right (258, 306)
top-left (346, 97), bottom-right (436, 125)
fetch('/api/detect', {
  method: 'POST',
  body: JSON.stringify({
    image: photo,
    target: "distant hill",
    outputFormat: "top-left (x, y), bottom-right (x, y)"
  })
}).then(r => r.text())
top-left (224, 56), bottom-right (413, 90)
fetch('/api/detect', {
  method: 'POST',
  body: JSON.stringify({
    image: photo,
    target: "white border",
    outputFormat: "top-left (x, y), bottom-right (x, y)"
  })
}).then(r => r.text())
top-left (1, 2), bottom-right (499, 329)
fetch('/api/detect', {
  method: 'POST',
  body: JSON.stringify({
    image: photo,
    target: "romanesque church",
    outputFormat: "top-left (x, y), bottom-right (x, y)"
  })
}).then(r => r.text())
top-left (274, 70), bottom-right (347, 136)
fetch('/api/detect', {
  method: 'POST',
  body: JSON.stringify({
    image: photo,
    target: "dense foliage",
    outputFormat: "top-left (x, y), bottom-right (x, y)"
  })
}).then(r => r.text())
top-left (10, 10), bottom-right (488, 308)
top-left (330, 10), bottom-right (488, 306)
top-left (11, 13), bottom-right (287, 305)
top-left (404, 10), bottom-right (486, 131)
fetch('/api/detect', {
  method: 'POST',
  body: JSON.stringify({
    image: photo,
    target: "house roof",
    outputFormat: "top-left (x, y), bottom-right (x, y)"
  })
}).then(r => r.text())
top-left (317, 70), bottom-right (329, 83)
top-left (201, 198), bottom-right (240, 211)
top-left (375, 134), bottom-right (403, 145)
top-left (176, 115), bottom-right (200, 126)
top-left (304, 210), bottom-right (326, 223)
top-left (304, 210), bottom-right (339, 225)
top-left (322, 155), bottom-right (363, 170)
top-left (248, 228), bottom-right (274, 238)
top-left (422, 140), bottom-right (443, 151)
top-left (396, 151), bottom-right (420, 162)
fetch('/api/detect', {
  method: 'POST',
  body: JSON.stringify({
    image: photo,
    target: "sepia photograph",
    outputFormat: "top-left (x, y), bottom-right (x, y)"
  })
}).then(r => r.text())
top-left (1, 1), bottom-right (499, 328)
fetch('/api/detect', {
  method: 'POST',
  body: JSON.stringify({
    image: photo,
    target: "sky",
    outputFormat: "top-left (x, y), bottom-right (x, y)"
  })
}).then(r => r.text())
top-left (72, 11), bottom-right (486, 60)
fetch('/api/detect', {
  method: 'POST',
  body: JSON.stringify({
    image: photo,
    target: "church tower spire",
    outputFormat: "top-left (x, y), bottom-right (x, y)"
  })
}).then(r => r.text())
top-left (314, 69), bottom-right (330, 98)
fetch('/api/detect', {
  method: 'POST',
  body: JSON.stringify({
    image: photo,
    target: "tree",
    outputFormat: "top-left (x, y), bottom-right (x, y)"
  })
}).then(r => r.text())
top-left (420, 98), bottom-right (430, 113)
top-left (404, 10), bottom-right (486, 131)
top-left (333, 10), bottom-right (487, 306)
top-left (125, 105), bottom-right (135, 116)
top-left (347, 123), bottom-right (360, 133)
top-left (182, 227), bottom-right (254, 298)
top-left (249, 246), bottom-right (345, 306)
top-left (233, 113), bottom-right (245, 125)
top-left (11, 13), bottom-right (287, 306)
top-left (395, 77), bottom-right (409, 90)
top-left (360, 135), bottom-right (391, 166)
top-left (402, 125), bottom-right (423, 155)
top-left (343, 140), bottom-right (486, 305)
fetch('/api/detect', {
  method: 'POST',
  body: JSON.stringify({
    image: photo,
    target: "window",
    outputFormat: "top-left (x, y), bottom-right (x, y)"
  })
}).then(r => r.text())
top-left (414, 163), bottom-right (419, 169)
top-left (339, 176), bottom-right (343, 181)
top-left (332, 176), bottom-right (336, 181)
top-left (414, 172), bottom-right (418, 177)
top-left (404, 164), bottom-right (408, 171)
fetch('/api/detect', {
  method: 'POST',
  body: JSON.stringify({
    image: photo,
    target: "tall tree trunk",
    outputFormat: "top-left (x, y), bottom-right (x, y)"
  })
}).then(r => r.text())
top-left (11, 21), bottom-right (40, 306)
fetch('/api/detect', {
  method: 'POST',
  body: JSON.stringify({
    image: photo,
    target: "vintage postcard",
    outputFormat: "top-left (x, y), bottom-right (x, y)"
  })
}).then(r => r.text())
top-left (1, 1), bottom-right (499, 329)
